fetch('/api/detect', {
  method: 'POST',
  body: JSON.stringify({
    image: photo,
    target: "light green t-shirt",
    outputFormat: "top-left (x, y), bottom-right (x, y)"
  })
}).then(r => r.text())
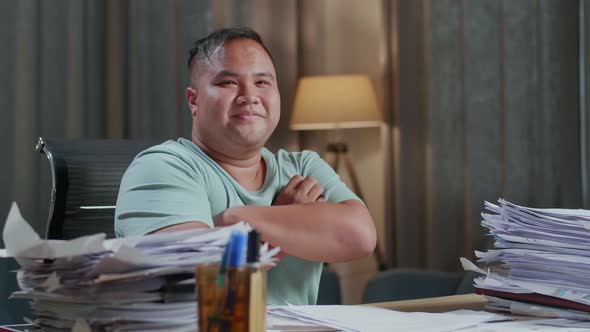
top-left (114, 138), bottom-right (359, 305)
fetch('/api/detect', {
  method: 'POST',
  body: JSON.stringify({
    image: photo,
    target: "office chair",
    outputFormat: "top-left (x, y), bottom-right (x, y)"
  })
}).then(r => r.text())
top-left (361, 269), bottom-right (476, 303)
top-left (35, 137), bottom-right (157, 240)
top-left (316, 265), bottom-right (342, 305)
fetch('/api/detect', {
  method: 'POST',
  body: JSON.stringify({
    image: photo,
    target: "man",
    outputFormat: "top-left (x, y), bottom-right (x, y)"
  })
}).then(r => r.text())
top-left (115, 27), bottom-right (376, 305)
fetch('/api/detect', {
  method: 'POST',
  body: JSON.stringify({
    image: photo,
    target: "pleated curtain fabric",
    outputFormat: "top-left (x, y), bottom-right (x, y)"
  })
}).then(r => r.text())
top-left (0, 0), bottom-right (210, 322)
top-left (391, 0), bottom-right (584, 271)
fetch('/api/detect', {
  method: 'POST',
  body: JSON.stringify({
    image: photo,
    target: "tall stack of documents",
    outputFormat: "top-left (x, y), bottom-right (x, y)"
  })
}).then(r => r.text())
top-left (0, 203), bottom-right (277, 332)
top-left (462, 198), bottom-right (590, 320)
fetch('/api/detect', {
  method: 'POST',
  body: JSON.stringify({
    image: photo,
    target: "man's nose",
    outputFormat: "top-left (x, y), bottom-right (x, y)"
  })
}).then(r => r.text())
top-left (237, 95), bottom-right (260, 104)
top-left (237, 86), bottom-right (260, 105)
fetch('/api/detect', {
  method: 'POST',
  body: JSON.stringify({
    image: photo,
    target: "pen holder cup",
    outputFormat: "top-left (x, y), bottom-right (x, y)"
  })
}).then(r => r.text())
top-left (196, 263), bottom-right (267, 332)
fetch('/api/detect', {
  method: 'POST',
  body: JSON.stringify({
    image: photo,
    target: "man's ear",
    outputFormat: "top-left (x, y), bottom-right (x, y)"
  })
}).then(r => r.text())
top-left (186, 87), bottom-right (198, 116)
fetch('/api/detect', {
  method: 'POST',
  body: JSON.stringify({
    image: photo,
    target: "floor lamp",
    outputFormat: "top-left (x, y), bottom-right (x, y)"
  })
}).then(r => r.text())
top-left (290, 74), bottom-right (387, 271)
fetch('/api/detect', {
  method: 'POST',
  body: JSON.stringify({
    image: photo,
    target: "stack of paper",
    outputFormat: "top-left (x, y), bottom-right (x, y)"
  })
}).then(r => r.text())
top-left (0, 203), bottom-right (278, 332)
top-left (462, 198), bottom-right (590, 320)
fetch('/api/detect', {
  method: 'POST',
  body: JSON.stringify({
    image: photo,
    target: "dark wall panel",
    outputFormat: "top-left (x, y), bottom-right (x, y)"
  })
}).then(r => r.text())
top-left (555, 1), bottom-right (581, 208)
top-left (463, 0), bottom-right (502, 252)
top-left (39, 0), bottom-right (68, 138)
top-left (0, 0), bottom-right (17, 244)
top-left (128, 0), bottom-right (176, 139)
top-left (428, 0), bottom-right (465, 271)
top-left (501, 0), bottom-right (537, 206)
top-left (538, 0), bottom-right (561, 207)
top-left (85, 0), bottom-right (106, 139)
top-left (396, 0), bottom-right (429, 268)
top-left (65, 1), bottom-right (84, 138)
top-left (14, 0), bottom-right (42, 234)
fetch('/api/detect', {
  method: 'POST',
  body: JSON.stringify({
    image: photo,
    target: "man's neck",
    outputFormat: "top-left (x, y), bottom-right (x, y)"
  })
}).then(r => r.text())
top-left (192, 136), bottom-right (266, 191)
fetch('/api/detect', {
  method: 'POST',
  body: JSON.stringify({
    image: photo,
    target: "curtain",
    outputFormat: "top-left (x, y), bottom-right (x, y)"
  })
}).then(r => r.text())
top-left (0, 0), bottom-right (210, 323)
top-left (390, 0), bottom-right (583, 270)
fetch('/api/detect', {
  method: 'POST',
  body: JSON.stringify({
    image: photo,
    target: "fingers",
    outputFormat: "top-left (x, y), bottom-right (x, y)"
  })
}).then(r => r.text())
top-left (273, 175), bottom-right (305, 206)
top-left (285, 175), bottom-right (304, 190)
top-left (295, 176), bottom-right (318, 194)
top-left (274, 175), bottom-right (326, 205)
top-left (307, 182), bottom-right (324, 201)
top-left (295, 176), bottom-right (326, 202)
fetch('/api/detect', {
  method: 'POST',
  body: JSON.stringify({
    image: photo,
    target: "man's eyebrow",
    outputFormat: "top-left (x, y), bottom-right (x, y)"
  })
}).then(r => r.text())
top-left (213, 70), bottom-right (239, 79)
top-left (212, 70), bottom-right (276, 81)
top-left (254, 72), bottom-right (276, 80)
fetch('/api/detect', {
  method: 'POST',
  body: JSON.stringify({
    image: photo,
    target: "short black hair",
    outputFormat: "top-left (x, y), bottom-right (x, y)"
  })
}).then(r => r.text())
top-left (187, 27), bottom-right (274, 76)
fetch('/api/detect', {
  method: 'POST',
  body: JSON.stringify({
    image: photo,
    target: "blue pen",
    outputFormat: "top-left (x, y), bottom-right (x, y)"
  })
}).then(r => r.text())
top-left (218, 236), bottom-right (234, 288)
top-left (228, 231), bottom-right (247, 268)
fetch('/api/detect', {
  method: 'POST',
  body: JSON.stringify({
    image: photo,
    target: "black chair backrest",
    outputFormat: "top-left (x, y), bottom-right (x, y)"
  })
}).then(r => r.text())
top-left (36, 137), bottom-right (158, 240)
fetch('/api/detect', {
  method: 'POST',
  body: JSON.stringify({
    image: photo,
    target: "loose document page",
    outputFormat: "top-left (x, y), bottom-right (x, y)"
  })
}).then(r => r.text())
top-left (267, 306), bottom-right (500, 332)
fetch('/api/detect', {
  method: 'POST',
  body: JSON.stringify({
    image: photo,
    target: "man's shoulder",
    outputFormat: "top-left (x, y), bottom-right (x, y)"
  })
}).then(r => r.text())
top-left (135, 138), bottom-right (205, 163)
top-left (125, 138), bottom-right (215, 178)
top-left (271, 148), bottom-right (321, 163)
top-left (264, 148), bottom-right (326, 177)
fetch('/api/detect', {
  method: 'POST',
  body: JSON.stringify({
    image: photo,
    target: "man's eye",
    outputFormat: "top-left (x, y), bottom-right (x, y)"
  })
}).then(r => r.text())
top-left (218, 81), bottom-right (237, 86)
top-left (256, 81), bottom-right (270, 86)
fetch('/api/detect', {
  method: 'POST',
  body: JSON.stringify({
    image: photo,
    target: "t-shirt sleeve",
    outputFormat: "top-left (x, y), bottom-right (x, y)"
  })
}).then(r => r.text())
top-left (299, 151), bottom-right (361, 203)
top-left (114, 149), bottom-right (214, 237)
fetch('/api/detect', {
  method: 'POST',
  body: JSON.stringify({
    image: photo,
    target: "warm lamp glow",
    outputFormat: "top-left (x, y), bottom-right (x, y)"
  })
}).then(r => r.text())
top-left (290, 75), bottom-right (382, 130)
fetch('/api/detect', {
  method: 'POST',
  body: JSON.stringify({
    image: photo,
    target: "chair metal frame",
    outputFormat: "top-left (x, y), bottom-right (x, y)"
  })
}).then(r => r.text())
top-left (35, 137), bottom-right (59, 239)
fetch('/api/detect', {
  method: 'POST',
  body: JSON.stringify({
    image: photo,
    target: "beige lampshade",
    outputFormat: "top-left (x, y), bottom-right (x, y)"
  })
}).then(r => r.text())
top-left (290, 74), bottom-right (382, 130)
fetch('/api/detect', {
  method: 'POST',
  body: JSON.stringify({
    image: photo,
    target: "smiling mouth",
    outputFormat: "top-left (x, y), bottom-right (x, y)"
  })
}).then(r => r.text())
top-left (232, 113), bottom-right (264, 119)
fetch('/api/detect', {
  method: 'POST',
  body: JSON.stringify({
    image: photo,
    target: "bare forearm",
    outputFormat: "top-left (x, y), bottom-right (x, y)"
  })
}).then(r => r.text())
top-left (219, 200), bottom-right (376, 262)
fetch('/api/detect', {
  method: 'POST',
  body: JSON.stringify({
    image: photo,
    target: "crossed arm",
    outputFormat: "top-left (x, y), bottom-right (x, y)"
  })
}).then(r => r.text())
top-left (216, 200), bottom-right (376, 262)
top-left (153, 176), bottom-right (377, 263)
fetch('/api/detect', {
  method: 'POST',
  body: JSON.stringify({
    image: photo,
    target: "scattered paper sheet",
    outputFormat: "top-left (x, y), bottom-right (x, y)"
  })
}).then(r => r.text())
top-left (268, 306), bottom-right (502, 332)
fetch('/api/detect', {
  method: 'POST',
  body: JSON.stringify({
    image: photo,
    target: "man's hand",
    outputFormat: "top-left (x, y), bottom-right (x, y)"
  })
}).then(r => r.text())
top-left (217, 176), bottom-right (325, 226)
top-left (270, 176), bottom-right (324, 260)
top-left (273, 175), bottom-right (325, 205)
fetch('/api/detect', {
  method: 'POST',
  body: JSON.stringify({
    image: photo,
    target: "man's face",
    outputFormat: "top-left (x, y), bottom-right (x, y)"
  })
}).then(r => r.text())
top-left (188, 39), bottom-right (280, 155)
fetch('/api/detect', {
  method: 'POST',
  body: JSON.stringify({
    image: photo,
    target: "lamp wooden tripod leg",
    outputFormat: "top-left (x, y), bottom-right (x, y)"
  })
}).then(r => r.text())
top-left (326, 143), bottom-right (387, 271)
